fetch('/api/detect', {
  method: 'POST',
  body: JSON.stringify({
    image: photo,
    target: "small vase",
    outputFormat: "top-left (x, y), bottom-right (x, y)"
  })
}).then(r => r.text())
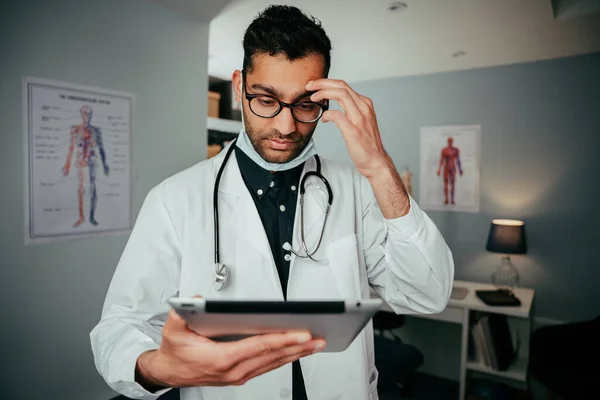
top-left (491, 255), bottom-right (519, 289)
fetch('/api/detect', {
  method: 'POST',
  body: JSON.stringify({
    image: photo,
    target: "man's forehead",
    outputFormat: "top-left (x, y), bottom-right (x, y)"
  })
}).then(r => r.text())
top-left (245, 53), bottom-right (324, 99)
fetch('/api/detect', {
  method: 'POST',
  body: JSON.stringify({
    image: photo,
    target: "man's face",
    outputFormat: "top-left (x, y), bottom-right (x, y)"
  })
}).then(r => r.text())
top-left (233, 53), bottom-right (326, 163)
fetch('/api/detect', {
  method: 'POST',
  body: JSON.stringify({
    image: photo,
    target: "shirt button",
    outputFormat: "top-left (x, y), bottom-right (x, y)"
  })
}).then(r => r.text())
top-left (257, 189), bottom-right (264, 196)
top-left (291, 185), bottom-right (297, 191)
top-left (284, 254), bottom-right (291, 262)
top-left (279, 205), bottom-right (286, 212)
top-left (269, 181), bottom-right (275, 188)
top-left (279, 388), bottom-right (291, 398)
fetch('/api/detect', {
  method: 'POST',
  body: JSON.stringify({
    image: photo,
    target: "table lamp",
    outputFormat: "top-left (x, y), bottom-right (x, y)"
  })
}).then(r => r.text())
top-left (486, 219), bottom-right (527, 288)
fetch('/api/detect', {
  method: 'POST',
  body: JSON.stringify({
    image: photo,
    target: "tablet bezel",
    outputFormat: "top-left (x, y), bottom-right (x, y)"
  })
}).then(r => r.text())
top-left (169, 297), bottom-right (383, 352)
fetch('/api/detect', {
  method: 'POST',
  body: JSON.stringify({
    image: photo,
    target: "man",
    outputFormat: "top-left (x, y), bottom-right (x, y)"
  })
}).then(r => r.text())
top-left (436, 137), bottom-right (463, 205)
top-left (62, 104), bottom-right (109, 226)
top-left (91, 5), bottom-right (454, 400)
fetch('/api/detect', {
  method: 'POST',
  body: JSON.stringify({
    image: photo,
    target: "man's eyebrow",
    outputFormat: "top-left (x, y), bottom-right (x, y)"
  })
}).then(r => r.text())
top-left (249, 83), bottom-right (316, 102)
top-left (294, 90), bottom-right (316, 101)
top-left (250, 83), bottom-right (281, 97)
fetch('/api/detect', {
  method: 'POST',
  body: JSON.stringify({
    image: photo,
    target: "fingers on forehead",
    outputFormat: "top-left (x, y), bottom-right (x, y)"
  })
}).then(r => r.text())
top-left (311, 78), bottom-right (347, 88)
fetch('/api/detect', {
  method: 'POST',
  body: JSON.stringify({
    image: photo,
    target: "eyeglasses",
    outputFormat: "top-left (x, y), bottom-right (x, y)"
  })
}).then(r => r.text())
top-left (243, 76), bottom-right (329, 123)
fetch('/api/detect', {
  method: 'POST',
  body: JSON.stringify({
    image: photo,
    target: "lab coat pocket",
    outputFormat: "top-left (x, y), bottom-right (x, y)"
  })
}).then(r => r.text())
top-left (327, 234), bottom-right (361, 300)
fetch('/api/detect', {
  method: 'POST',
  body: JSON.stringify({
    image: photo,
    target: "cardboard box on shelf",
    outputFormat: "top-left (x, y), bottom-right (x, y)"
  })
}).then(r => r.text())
top-left (207, 144), bottom-right (222, 159)
top-left (208, 91), bottom-right (221, 118)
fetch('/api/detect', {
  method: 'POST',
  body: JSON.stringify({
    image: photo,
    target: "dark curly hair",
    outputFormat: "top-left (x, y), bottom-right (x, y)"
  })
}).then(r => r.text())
top-left (242, 5), bottom-right (332, 77)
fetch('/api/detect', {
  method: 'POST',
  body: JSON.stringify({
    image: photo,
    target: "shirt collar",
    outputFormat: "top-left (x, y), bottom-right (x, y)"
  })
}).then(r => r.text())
top-left (235, 145), bottom-right (304, 199)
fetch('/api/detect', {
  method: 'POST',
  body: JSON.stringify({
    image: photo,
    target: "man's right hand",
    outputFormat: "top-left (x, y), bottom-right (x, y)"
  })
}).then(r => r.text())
top-left (135, 309), bottom-right (326, 391)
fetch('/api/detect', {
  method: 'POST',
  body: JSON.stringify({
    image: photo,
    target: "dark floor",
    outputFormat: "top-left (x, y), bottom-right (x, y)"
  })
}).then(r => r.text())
top-left (379, 372), bottom-right (459, 400)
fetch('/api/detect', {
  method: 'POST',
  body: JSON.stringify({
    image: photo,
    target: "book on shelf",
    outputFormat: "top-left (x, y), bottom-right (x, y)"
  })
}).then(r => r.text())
top-left (469, 313), bottom-right (516, 371)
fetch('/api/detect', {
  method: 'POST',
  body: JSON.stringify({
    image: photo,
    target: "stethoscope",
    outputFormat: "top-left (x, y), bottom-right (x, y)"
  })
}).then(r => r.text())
top-left (213, 139), bottom-right (333, 291)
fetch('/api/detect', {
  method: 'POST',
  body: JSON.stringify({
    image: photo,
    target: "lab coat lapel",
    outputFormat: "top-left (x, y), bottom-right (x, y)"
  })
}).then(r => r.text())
top-left (213, 145), bottom-right (282, 294)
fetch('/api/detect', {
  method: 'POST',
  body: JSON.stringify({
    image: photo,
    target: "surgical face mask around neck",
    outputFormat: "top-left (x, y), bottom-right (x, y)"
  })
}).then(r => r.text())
top-left (235, 74), bottom-right (317, 172)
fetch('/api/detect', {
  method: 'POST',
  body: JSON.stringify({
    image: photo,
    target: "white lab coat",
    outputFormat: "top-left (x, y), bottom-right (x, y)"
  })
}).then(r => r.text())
top-left (90, 143), bottom-right (454, 400)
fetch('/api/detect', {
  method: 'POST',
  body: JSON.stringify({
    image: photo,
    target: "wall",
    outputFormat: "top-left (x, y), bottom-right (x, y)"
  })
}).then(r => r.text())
top-left (315, 51), bottom-right (600, 324)
top-left (314, 52), bottom-right (600, 379)
top-left (0, 0), bottom-right (209, 398)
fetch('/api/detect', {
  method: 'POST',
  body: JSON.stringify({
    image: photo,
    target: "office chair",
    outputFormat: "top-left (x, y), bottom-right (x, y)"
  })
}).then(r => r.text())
top-left (528, 315), bottom-right (600, 400)
top-left (372, 311), bottom-right (424, 396)
top-left (372, 310), bottom-right (405, 339)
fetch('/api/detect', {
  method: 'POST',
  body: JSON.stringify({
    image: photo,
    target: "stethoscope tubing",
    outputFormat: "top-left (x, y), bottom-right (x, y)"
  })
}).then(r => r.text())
top-left (212, 139), bottom-right (333, 289)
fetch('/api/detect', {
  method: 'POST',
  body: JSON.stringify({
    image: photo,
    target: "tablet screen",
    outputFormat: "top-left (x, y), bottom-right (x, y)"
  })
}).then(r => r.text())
top-left (204, 300), bottom-right (346, 314)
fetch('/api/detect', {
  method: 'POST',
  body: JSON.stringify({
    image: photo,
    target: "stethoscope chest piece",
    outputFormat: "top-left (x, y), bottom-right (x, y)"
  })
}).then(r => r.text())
top-left (213, 263), bottom-right (228, 291)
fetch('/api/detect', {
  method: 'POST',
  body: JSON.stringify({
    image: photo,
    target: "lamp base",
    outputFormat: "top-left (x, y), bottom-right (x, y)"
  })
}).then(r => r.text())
top-left (491, 255), bottom-right (519, 289)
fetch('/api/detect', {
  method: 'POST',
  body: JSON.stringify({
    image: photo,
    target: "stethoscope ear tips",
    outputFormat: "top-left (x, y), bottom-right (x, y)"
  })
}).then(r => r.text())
top-left (282, 242), bottom-right (292, 251)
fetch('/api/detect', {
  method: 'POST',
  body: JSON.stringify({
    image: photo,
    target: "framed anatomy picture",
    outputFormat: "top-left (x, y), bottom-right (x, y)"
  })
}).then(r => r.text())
top-left (419, 124), bottom-right (481, 213)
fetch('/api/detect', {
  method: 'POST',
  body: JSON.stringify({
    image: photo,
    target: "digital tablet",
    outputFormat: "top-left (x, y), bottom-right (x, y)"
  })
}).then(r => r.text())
top-left (168, 297), bottom-right (383, 352)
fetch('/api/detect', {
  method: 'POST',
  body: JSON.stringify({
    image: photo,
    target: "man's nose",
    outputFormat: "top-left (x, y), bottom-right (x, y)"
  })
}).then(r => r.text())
top-left (273, 106), bottom-right (296, 136)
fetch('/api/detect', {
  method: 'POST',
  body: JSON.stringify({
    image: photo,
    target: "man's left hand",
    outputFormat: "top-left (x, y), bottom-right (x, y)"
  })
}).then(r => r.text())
top-left (307, 79), bottom-right (391, 179)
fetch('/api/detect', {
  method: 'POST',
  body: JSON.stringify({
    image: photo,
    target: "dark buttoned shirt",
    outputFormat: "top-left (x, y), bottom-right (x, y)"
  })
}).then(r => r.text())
top-left (234, 145), bottom-right (308, 400)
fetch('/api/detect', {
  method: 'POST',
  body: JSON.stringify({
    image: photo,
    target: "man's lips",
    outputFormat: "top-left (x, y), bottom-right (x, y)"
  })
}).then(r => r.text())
top-left (267, 138), bottom-right (296, 150)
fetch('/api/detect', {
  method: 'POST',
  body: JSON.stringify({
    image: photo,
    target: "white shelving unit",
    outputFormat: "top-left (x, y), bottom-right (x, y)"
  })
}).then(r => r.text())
top-left (372, 280), bottom-right (535, 399)
top-left (207, 117), bottom-right (241, 134)
top-left (466, 356), bottom-right (528, 382)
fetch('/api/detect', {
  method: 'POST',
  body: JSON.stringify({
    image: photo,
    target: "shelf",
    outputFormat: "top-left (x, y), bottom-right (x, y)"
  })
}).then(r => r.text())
top-left (466, 357), bottom-right (528, 382)
top-left (451, 280), bottom-right (534, 319)
top-left (207, 117), bottom-right (241, 134)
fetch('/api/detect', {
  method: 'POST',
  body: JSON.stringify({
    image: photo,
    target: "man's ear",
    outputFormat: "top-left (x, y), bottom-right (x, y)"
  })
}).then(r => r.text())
top-left (231, 70), bottom-right (242, 105)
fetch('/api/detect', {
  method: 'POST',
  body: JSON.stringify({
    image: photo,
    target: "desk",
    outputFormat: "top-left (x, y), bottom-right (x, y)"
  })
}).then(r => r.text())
top-left (371, 280), bottom-right (535, 400)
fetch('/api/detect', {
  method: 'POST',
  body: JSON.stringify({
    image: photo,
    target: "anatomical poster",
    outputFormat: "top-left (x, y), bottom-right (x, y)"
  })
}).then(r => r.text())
top-left (23, 77), bottom-right (134, 244)
top-left (419, 125), bottom-right (481, 213)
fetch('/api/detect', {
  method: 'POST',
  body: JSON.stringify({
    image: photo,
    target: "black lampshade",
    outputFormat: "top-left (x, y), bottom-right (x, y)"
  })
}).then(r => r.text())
top-left (486, 219), bottom-right (527, 254)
